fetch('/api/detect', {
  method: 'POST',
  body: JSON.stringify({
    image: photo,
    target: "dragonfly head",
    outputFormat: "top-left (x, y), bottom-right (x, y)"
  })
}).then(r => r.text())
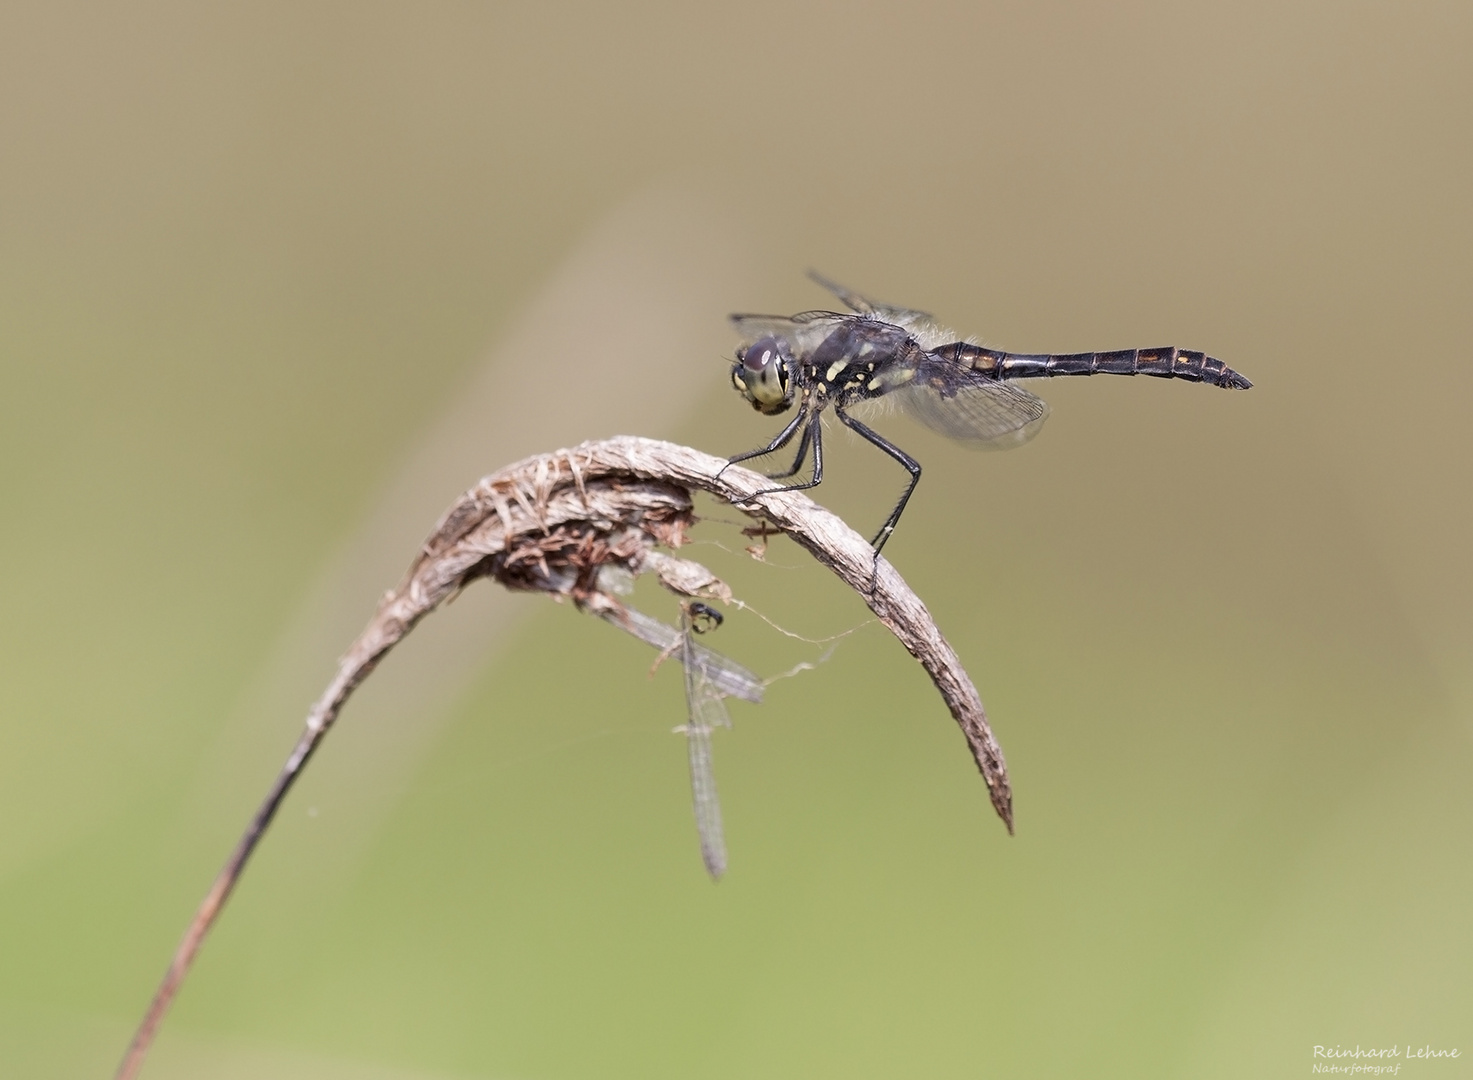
top-left (732, 336), bottom-right (795, 415)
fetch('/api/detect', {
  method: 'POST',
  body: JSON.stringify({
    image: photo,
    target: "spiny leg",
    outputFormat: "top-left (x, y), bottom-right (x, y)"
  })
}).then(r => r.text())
top-left (723, 403), bottom-right (809, 477)
top-left (834, 405), bottom-right (921, 555)
top-left (763, 423), bottom-right (812, 480)
top-left (749, 411), bottom-right (824, 497)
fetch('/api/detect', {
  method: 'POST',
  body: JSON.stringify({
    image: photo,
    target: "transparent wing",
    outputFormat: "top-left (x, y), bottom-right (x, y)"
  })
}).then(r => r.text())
top-left (806, 271), bottom-right (951, 346)
top-left (729, 310), bottom-right (854, 354)
top-left (892, 363), bottom-right (1051, 450)
top-left (586, 599), bottom-right (754, 879)
top-left (681, 611), bottom-right (731, 879)
top-left (807, 269), bottom-right (931, 319)
top-left (598, 604), bottom-right (763, 703)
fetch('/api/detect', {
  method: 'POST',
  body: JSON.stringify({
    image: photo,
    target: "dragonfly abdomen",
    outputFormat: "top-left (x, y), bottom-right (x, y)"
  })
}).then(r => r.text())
top-left (995, 346), bottom-right (1251, 389)
top-left (934, 342), bottom-right (1248, 389)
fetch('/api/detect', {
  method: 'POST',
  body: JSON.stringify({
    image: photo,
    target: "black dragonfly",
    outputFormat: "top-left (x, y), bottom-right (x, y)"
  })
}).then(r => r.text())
top-left (727, 273), bottom-right (1251, 553)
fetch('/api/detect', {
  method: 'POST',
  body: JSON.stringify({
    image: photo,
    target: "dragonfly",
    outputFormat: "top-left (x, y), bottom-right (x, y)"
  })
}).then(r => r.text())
top-left (676, 601), bottom-right (734, 879)
top-left (590, 596), bottom-right (756, 879)
top-left (728, 273), bottom-right (1252, 553)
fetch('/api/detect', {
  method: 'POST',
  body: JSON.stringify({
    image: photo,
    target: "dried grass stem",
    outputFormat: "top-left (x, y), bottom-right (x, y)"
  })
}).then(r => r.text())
top-left (115, 435), bottom-right (1009, 1080)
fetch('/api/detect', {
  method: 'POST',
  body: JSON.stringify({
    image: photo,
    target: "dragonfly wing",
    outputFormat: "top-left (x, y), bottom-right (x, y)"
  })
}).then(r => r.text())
top-left (730, 310), bottom-right (854, 354)
top-left (893, 361), bottom-right (1050, 450)
top-left (807, 271), bottom-right (933, 321)
top-left (599, 605), bottom-right (764, 703)
top-left (805, 271), bottom-right (956, 343)
top-left (682, 620), bottom-right (730, 879)
top-left (808, 270), bottom-right (882, 314)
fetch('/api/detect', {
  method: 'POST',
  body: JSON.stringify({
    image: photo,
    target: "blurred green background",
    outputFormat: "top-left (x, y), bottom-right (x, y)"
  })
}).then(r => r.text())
top-left (2, 2), bottom-right (1470, 1077)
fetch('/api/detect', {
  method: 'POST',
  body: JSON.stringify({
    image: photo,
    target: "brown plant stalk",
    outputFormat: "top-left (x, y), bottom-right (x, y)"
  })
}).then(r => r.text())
top-left (115, 435), bottom-right (1010, 1080)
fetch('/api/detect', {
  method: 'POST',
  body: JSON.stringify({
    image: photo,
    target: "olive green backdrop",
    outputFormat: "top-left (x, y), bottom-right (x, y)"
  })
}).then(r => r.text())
top-left (2, 2), bottom-right (1469, 1077)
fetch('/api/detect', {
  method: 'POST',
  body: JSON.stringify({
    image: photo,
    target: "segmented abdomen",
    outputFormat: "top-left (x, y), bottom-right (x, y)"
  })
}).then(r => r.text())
top-left (937, 343), bottom-right (1251, 390)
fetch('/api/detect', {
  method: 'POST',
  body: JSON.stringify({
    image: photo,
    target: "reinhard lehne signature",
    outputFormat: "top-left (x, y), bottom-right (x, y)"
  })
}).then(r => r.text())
top-left (1312, 1045), bottom-right (1462, 1075)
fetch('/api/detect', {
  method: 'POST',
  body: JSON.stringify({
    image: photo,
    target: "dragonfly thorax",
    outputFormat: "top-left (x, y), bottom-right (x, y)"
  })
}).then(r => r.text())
top-left (732, 336), bottom-right (796, 415)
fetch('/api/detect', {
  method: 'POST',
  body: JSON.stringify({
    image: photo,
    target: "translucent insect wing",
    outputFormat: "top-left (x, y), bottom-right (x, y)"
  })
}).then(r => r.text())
top-left (681, 620), bottom-right (731, 879)
top-left (893, 374), bottom-right (1051, 449)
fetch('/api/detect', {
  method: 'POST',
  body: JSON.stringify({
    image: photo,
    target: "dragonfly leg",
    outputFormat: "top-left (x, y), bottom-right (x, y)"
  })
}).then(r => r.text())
top-left (834, 405), bottom-right (920, 554)
top-left (763, 424), bottom-right (812, 480)
top-left (723, 404), bottom-right (809, 474)
top-left (748, 411), bottom-right (825, 496)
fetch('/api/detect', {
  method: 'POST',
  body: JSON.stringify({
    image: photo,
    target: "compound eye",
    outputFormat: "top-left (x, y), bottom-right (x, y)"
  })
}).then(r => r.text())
top-left (736, 336), bottom-right (792, 413)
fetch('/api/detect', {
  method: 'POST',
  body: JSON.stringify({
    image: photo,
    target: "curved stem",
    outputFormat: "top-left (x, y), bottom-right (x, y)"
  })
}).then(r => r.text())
top-left (115, 436), bottom-right (1009, 1078)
